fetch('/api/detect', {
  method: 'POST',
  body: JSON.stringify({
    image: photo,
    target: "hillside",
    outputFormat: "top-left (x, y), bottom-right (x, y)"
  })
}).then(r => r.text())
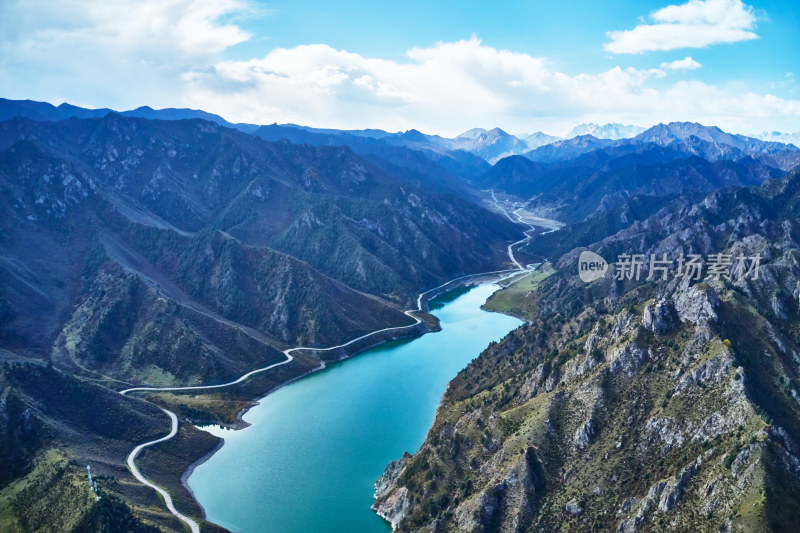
top-left (374, 170), bottom-right (800, 532)
top-left (0, 112), bottom-right (521, 532)
top-left (0, 361), bottom-right (230, 532)
top-left (479, 123), bottom-right (800, 223)
top-left (0, 115), bottom-right (519, 373)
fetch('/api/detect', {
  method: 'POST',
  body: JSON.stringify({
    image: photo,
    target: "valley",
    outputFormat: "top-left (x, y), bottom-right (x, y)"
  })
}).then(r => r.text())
top-left (188, 284), bottom-right (522, 533)
top-left (6, 1), bottom-right (800, 531)
top-left (119, 189), bottom-right (546, 531)
top-left (374, 168), bottom-right (800, 532)
top-left (1, 98), bottom-right (800, 533)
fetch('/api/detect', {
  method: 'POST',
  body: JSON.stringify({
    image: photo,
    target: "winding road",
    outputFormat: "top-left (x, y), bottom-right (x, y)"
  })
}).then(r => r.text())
top-left (121, 204), bottom-right (546, 532)
top-left (125, 408), bottom-right (201, 533)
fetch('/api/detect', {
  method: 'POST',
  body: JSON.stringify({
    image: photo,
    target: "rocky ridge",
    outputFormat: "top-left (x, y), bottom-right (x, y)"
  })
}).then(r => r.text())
top-left (374, 171), bottom-right (800, 532)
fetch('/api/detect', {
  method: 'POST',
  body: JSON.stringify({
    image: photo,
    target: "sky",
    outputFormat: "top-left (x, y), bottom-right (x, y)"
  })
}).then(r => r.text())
top-left (0, 0), bottom-right (798, 136)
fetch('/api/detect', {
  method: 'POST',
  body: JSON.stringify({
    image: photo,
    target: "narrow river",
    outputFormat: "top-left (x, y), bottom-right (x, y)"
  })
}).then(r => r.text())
top-left (188, 283), bottom-right (522, 533)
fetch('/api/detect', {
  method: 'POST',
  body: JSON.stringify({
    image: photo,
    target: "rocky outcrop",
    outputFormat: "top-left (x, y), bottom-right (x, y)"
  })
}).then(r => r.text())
top-left (645, 417), bottom-right (684, 449)
top-left (565, 498), bottom-right (582, 516)
top-left (676, 354), bottom-right (732, 392)
top-left (657, 459), bottom-right (700, 512)
top-left (452, 446), bottom-right (544, 533)
top-left (617, 480), bottom-right (667, 533)
top-left (616, 458), bottom-right (700, 533)
top-left (374, 452), bottom-right (410, 500)
top-left (373, 171), bottom-right (800, 533)
top-left (455, 480), bottom-right (507, 533)
top-left (643, 298), bottom-right (678, 335)
top-left (573, 419), bottom-right (596, 449)
top-left (609, 342), bottom-right (647, 376)
top-left (372, 487), bottom-right (409, 530)
top-left (673, 283), bottom-right (719, 325)
top-left (372, 452), bottom-right (411, 529)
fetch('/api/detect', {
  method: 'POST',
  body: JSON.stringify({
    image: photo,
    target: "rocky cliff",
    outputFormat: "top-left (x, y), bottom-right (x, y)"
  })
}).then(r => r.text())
top-left (375, 171), bottom-right (800, 532)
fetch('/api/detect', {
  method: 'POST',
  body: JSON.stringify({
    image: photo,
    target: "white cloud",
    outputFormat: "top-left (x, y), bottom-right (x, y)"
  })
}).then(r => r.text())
top-left (0, 0), bottom-right (252, 108)
top-left (605, 0), bottom-right (758, 54)
top-left (661, 56), bottom-right (702, 70)
top-left (0, 2), bottom-right (797, 137)
top-left (183, 38), bottom-right (800, 136)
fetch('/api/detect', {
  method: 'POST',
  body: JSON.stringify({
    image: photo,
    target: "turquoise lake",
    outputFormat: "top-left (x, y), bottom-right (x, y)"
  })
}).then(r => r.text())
top-left (188, 283), bottom-right (522, 533)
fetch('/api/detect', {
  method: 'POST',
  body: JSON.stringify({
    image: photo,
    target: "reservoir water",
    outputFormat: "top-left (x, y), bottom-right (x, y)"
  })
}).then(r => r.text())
top-left (188, 283), bottom-right (522, 533)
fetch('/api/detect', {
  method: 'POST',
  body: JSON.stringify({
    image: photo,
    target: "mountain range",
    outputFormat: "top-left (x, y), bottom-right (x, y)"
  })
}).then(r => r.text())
top-left (478, 122), bottom-right (800, 223)
top-left (0, 107), bottom-right (519, 532)
top-left (2, 97), bottom-right (800, 533)
top-left (754, 131), bottom-right (800, 148)
top-left (375, 166), bottom-right (800, 533)
top-left (3, 98), bottom-right (798, 169)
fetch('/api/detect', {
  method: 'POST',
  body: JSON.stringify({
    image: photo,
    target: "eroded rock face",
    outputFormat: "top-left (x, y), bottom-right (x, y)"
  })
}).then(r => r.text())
top-left (643, 298), bottom-right (678, 336)
top-left (373, 487), bottom-right (408, 530)
top-left (450, 445), bottom-right (546, 533)
top-left (374, 452), bottom-right (410, 500)
top-left (455, 480), bottom-right (507, 533)
top-left (372, 452), bottom-right (411, 529)
top-left (617, 481), bottom-right (666, 533)
top-left (771, 291), bottom-right (792, 320)
top-left (657, 459), bottom-right (700, 512)
top-left (574, 419), bottom-right (596, 449)
top-left (673, 283), bottom-right (720, 325)
top-left (645, 417), bottom-right (684, 448)
top-left (609, 342), bottom-right (647, 376)
top-left (676, 355), bottom-right (732, 392)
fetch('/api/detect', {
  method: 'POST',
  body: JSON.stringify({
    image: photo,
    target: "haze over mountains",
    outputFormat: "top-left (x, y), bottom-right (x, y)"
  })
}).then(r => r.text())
top-left (5, 98), bottom-right (797, 168)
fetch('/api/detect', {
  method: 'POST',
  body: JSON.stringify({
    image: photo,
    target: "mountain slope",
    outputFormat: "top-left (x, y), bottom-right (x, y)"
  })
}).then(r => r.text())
top-left (253, 123), bottom-right (490, 193)
top-left (0, 114), bottom-right (520, 386)
top-left (375, 170), bottom-right (800, 532)
top-left (480, 150), bottom-right (783, 223)
top-left (0, 360), bottom-right (229, 533)
top-left (0, 111), bottom-right (524, 533)
top-left (448, 128), bottom-right (532, 163)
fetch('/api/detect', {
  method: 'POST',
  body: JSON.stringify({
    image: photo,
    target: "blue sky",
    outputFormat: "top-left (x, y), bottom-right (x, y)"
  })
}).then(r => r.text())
top-left (1, 0), bottom-right (798, 135)
top-left (228, 0), bottom-right (796, 88)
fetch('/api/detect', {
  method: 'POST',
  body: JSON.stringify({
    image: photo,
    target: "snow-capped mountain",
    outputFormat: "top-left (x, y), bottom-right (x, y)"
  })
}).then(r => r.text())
top-left (753, 131), bottom-right (800, 148)
top-left (566, 122), bottom-right (645, 139)
top-left (516, 131), bottom-right (562, 149)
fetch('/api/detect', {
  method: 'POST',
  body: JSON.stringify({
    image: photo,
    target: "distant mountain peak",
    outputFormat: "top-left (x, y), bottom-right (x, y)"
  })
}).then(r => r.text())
top-left (753, 130), bottom-right (800, 148)
top-left (636, 122), bottom-right (746, 147)
top-left (401, 128), bottom-right (425, 136)
top-left (457, 127), bottom-right (488, 139)
top-left (517, 131), bottom-right (562, 149)
top-left (566, 122), bottom-right (645, 140)
top-left (447, 127), bottom-right (530, 163)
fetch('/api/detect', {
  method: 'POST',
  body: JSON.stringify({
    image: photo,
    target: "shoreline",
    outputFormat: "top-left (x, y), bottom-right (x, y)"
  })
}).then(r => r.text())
top-left (192, 270), bottom-right (518, 431)
top-left (180, 438), bottom-right (225, 519)
top-left (188, 279), bottom-right (517, 531)
top-left (179, 276), bottom-right (519, 527)
top-left (126, 207), bottom-right (548, 530)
